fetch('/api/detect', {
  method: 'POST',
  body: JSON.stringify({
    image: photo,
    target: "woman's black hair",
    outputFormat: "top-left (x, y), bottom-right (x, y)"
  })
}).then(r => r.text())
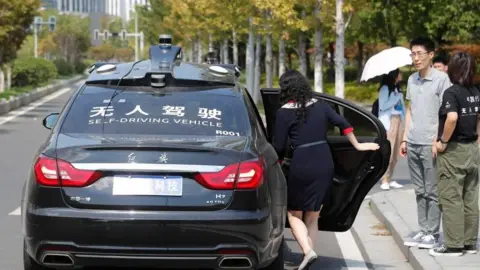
top-left (279, 69), bottom-right (313, 124)
top-left (447, 51), bottom-right (477, 88)
top-left (379, 68), bottom-right (401, 95)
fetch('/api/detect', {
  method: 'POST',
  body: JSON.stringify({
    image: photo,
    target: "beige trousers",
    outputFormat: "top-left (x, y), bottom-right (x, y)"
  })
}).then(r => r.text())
top-left (383, 115), bottom-right (403, 181)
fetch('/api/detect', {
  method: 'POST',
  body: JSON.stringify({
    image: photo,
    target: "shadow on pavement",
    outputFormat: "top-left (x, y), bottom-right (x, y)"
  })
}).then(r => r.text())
top-left (18, 113), bottom-right (43, 119)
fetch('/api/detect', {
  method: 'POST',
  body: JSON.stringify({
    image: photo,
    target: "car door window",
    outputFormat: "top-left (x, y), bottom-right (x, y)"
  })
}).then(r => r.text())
top-left (325, 101), bottom-right (378, 137)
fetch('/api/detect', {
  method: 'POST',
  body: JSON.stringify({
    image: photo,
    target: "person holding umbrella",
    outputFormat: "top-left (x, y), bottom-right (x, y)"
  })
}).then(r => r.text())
top-left (377, 68), bottom-right (405, 190)
top-left (360, 46), bottom-right (411, 190)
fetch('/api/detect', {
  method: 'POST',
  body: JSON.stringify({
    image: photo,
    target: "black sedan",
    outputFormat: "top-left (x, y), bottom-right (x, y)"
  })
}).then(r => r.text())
top-left (21, 39), bottom-right (390, 270)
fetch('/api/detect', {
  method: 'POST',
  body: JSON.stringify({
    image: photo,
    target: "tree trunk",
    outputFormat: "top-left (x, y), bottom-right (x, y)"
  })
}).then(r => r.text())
top-left (272, 51), bottom-right (278, 78)
top-left (278, 38), bottom-right (286, 76)
top-left (356, 41), bottom-right (364, 83)
top-left (223, 39), bottom-right (229, 64)
top-left (197, 35), bottom-right (203, 64)
top-left (298, 34), bottom-right (307, 76)
top-left (220, 40), bottom-right (225, 64)
top-left (246, 18), bottom-right (255, 96)
top-left (6, 64), bottom-right (11, 89)
top-left (0, 68), bottom-right (4, 93)
top-left (254, 35), bottom-right (262, 103)
top-left (314, 2), bottom-right (323, 93)
top-left (188, 39), bottom-right (194, 62)
top-left (208, 34), bottom-right (213, 52)
top-left (298, 10), bottom-right (307, 77)
top-left (265, 32), bottom-right (273, 88)
top-left (233, 30), bottom-right (238, 65)
top-left (335, 0), bottom-right (345, 98)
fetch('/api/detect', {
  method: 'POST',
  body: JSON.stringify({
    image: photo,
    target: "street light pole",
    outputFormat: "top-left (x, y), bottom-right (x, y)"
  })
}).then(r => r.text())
top-left (135, 11), bottom-right (139, 61)
top-left (32, 16), bottom-right (56, 58)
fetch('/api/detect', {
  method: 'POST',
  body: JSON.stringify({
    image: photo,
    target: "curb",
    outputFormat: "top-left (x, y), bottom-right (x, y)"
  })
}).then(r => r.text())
top-left (370, 192), bottom-right (444, 270)
top-left (0, 75), bottom-right (86, 116)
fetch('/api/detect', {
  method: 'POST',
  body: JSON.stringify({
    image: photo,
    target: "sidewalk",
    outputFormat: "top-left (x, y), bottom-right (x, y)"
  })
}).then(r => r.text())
top-left (370, 189), bottom-right (480, 270)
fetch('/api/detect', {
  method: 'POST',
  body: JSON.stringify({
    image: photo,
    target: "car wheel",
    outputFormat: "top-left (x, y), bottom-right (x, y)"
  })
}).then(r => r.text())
top-left (24, 242), bottom-right (50, 270)
top-left (261, 238), bottom-right (285, 270)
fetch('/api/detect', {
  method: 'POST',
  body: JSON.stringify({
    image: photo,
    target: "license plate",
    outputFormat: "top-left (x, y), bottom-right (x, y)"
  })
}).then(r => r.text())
top-left (112, 175), bottom-right (183, 196)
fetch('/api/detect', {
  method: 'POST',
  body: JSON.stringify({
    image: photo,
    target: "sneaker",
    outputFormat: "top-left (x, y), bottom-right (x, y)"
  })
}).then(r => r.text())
top-left (380, 183), bottom-right (390, 190)
top-left (418, 234), bottom-right (438, 249)
top-left (404, 232), bottom-right (425, 247)
top-left (389, 181), bottom-right (403, 189)
top-left (429, 245), bottom-right (463, 257)
top-left (464, 244), bottom-right (478, 254)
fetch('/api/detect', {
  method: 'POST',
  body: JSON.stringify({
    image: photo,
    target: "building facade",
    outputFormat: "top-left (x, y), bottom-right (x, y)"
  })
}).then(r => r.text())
top-left (105, 0), bottom-right (149, 22)
top-left (50, 0), bottom-right (107, 14)
top-left (43, 0), bottom-right (149, 21)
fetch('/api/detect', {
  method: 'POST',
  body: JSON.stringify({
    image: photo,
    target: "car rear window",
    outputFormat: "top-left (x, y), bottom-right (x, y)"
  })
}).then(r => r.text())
top-left (60, 86), bottom-right (252, 138)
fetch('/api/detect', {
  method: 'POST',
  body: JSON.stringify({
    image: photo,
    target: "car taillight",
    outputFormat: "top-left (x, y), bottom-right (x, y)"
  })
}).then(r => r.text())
top-left (34, 155), bottom-right (102, 187)
top-left (194, 159), bottom-right (265, 190)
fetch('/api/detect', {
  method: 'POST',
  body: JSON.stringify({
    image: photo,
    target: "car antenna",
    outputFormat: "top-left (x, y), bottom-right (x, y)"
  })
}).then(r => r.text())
top-left (100, 60), bottom-right (143, 142)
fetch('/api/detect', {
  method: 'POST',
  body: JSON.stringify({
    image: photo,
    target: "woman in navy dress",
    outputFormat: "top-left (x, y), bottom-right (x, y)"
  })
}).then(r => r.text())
top-left (273, 70), bottom-right (380, 269)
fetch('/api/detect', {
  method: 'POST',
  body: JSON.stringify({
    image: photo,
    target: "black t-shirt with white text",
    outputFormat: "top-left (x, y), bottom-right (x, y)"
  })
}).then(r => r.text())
top-left (438, 85), bottom-right (480, 143)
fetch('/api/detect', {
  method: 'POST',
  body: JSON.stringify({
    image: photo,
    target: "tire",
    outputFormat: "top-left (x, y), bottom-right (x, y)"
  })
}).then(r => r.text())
top-left (24, 242), bottom-right (50, 270)
top-left (261, 238), bottom-right (285, 270)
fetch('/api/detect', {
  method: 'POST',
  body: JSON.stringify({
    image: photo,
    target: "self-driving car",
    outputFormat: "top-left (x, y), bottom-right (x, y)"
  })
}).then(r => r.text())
top-left (21, 35), bottom-right (391, 269)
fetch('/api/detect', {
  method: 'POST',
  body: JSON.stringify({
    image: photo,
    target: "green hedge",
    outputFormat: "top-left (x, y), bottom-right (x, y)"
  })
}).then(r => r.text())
top-left (323, 82), bottom-right (378, 104)
top-left (12, 57), bottom-right (58, 87)
top-left (53, 59), bottom-right (74, 76)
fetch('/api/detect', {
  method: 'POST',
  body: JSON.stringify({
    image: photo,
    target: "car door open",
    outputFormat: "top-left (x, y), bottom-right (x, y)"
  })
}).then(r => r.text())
top-left (260, 88), bottom-right (391, 232)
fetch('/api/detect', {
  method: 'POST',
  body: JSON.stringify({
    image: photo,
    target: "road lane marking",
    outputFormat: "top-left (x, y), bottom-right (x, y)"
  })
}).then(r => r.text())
top-left (9, 207), bottom-right (21, 216)
top-left (335, 230), bottom-right (369, 269)
top-left (0, 81), bottom-right (83, 126)
top-left (2, 83), bottom-right (81, 217)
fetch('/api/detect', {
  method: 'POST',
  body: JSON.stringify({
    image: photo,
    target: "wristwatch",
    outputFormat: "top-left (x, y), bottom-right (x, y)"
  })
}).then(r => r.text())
top-left (438, 138), bottom-right (448, 144)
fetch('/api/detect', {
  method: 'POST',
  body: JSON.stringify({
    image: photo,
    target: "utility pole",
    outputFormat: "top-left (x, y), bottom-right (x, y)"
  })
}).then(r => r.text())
top-left (32, 16), bottom-right (56, 58)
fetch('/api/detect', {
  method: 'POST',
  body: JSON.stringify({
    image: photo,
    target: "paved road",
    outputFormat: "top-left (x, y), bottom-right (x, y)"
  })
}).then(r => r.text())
top-left (368, 153), bottom-right (412, 196)
top-left (0, 82), bottom-right (377, 269)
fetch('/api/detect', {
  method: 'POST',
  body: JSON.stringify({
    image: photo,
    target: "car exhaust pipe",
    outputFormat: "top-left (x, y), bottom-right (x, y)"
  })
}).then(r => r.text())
top-left (218, 256), bottom-right (253, 269)
top-left (40, 252), bottom-right (75, 267)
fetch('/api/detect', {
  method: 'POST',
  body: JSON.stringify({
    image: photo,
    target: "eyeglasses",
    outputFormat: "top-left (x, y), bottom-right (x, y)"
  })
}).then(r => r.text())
top-left (410, 51), bottom-right (429, 59)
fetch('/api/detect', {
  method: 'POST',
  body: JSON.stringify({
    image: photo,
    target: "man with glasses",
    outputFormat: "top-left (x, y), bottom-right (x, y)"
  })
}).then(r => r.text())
top-left (400, 37), bottom-right (452, 249)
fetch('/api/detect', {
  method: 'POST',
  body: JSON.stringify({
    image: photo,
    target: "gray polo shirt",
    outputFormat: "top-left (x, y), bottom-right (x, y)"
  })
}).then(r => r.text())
top-left (406, 68), bottom-right (452, 145)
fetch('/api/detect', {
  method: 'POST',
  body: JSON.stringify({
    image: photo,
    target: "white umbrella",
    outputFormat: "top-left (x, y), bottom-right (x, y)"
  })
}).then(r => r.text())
top-left (360, 46), bottom-right (412, 82)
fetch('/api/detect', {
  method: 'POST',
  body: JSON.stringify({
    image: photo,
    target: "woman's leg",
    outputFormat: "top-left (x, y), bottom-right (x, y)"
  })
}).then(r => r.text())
top-left (304, 210), bottom-right (321, 249)
top-left (288, 210), bottom-right (312, 255)
top-left (381, 116), bottom-right (402, 187)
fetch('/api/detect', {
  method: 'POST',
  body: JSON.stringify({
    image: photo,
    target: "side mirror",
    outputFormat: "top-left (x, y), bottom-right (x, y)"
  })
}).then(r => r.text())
top-left (43, 113), bottom-right (59, 129)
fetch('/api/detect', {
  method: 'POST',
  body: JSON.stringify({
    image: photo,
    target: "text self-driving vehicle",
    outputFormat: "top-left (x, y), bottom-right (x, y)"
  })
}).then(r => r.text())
top-left (22, 35), bottom-right (390, 269)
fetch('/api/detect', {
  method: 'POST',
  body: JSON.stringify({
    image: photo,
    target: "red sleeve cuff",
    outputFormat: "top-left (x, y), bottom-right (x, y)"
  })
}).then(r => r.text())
top-left (342, 127), bottom-right (354, 135)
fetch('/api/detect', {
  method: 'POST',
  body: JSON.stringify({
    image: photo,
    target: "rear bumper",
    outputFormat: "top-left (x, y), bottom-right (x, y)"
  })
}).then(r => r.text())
top-left (38, 252), bottom-right (256, 269)
top-left (24, 207), bottom-right (282, 268)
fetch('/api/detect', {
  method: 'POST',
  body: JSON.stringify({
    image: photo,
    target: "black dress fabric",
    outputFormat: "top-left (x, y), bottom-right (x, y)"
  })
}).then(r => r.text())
top-left (273, 98), bottom-right (353, 211)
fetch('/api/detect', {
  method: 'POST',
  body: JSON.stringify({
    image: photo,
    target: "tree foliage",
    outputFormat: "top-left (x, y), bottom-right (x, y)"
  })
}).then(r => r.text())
top-left (0, 0), bottom-right (41, 65)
